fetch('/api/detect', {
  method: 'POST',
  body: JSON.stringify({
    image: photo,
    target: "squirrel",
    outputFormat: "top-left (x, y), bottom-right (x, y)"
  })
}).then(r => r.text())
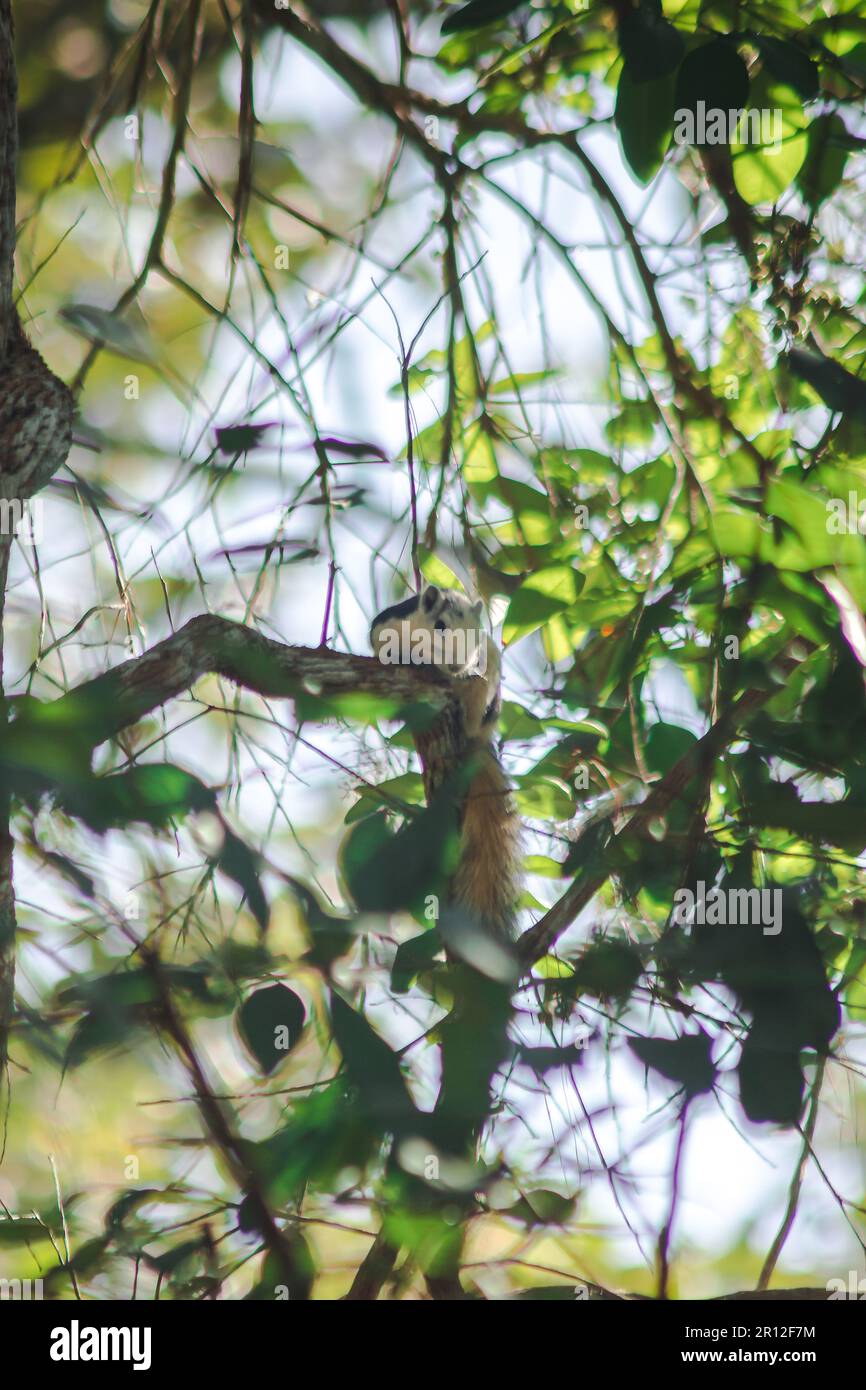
top-left (370, 585), bottom-right (520, 941)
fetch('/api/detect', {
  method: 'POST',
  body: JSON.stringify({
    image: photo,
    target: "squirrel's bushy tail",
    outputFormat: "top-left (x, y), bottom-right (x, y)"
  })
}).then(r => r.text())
top-left (452, 746), bottom-right (521, 940)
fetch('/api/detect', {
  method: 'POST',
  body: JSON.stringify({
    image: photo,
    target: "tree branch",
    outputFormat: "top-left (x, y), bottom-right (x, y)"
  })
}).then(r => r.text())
top-left (516, 689), bottom-right (771, 966)
top-left (32, 612), bottom-right (778, 977)
top-left (43, 613), bottom-right (453, 748)
top-left (140, 942), bottom-right (305, 1294)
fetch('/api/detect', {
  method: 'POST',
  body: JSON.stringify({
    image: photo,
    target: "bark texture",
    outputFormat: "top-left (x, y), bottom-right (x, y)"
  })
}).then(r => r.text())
top-left (0, 0), bottom-right (74, 1104)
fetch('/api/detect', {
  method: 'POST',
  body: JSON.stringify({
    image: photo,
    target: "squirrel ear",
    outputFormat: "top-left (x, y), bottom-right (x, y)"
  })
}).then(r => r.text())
top-left (422, 586), bottom-right (440, 612)
top-left (471, 599), bottom-right (484, 620)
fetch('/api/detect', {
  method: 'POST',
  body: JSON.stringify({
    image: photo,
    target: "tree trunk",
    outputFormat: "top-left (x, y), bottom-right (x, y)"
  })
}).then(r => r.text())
top-left (0, 0), bottom-right (73, 1107)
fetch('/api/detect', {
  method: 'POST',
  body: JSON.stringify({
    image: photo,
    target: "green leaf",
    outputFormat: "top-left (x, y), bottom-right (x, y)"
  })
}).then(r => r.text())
top-left (489, 369), bottom-right (561, 396)
top-left (517, 1042), bottom-right (588, 1070)
top-left (605, 399), bottom-right (657, 449)
top-left (344, 771), bottom-right (425, 824)
top-left (64, 1005), bottom-right (144, 1073)
top-left (504, 1188), bottom-right (575, 1226)
top-left (498, 700), bottom-right (545, 741)
top-left (787, 347), bottom-right (866, 419)
top-left (237, 984), bottom-right (306, 1074)
top-left (674, 38), bottom-right (749, 116)
top-left (748, 786), bottom-right (866, 854)
top-left (796, 113), bottom-right (850, 210)
top-left (629, 1032), bottom-right (716, 1096)
top-left (516, 774), bottom-right (575, 821)
top-left (645, 722), bottom-right (697, 777)
top-left (418, 548), bottom-right (463, 590)
top-left (59, 304), bottom-right (156, 362)
top-left (329, 991), bottom-right (417, 1131)
top-left (43, 1237), bottom-right (113, 1296)
top-left (754, 36), bottom-right (819, 101)
top-left (214, 825), bottom-right (269, 932)
top-left (105, 1188), bottom-right (163, 1231)
top-left (215, 423), bottom-right (269, 455)
top-left (60, 964), bottom-right (213, 1072)
top-left (571, 939), bottom-right (642, 1002)
top-left (618, 0), bottom-right (685, 83)
top-left (340, 794), bottom-right (460, 916)
top-left (60, 765), bottom-right (215, 832)
top-left (391, 928), bottom-right (444, 993)
top-left (737, 1027), bottom-right (804, 1125)
top-left (284, 876), bottom-right (358, 971)
top-left (503, 566), bottom-right (583, 643)
top-left (246, 1240), bottom-right (315, 1302)
top-left (731, 84), bottom-right (807, 205)
top-left (56, 964), bottom-right (210, 1012)
top-left (0, 1218), bottom-right (49, 1246)
top-left (252, 1082), bottom-right (373, 1201)
top-left (441, 0), bottom-right (524, 34)
top-left (615, 67), bottom-right (676, 184)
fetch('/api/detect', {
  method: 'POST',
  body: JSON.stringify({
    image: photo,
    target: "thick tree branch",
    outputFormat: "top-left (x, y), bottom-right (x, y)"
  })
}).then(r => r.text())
top-left (43, 613), bottom-right (453, 748)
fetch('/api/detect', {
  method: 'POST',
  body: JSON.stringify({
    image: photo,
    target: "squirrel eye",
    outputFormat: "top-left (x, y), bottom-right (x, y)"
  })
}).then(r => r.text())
top-left (433, 619), bottom-right (447, 631)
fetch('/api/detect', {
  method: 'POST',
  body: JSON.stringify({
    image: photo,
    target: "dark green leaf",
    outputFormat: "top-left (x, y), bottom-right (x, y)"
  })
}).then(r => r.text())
top-left (516, 1042), bottom-right (588, 1071)
top-left (391, 928), bottom-right (444, 993)
top-left (616, 66), bottom-right (676, 184)
top-left (796, 114), bottom-right (851, 210)
top-left (755, 36), bottom-right (819, 101)
top-left (213, 825), bottom-right (269, 932)
top-left (215, 423), bottom-right (270, 454)
top-left (629, 1032), bottom-right (716, 1096)
top-left (59, 764), bottom-right (215, 832)
top-left (43, 1237), bottom-right (112, 1295)
top-left (504, 1188), bottom-right (575, 1226)
top-left (246, 1240), bottom-right (315, 1301)
top-left (0, 1217), bottom-right (48, 1246)
top-left (284, 876), bottom-right (357, 971)
top-left (787, 347), bottom-right (866, 418)
top-left (252, 1083), bottom-right (373, 1202)
top-left (63, 1005), bottom-right (145, 1072)
top-left (618, 0), bottom-right (685, 83)
top-left (675, 39), bottom-right (749, 117)
top-left (329, 991), bottom-right (417, 1132)
top-left (571, 939), bottom-right (643, 1003)
top-left (441, 0), bottom-right (524, 35)
top-left (237, 984), bottom-right (306, 1074)
top-left (737, 1028), bottom-right (804, 1125)
top-left (340, 786), bottom-right (461, 916)
top-left (645, 722), bottom-right (698, 777)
